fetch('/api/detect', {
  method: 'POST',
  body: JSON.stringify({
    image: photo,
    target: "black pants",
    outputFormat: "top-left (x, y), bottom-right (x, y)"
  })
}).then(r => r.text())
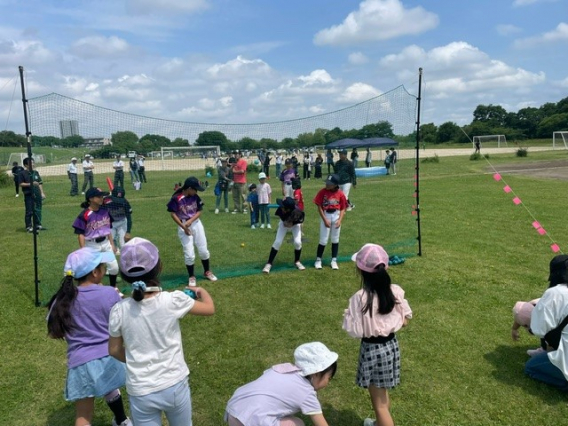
top-left (24, 193), bottom-right (42, 228)
top-left (69, 174), bottom-right (78, 196)
top-left (138, 167), bottom-right (147, 183)
top-left (82, 172), bottom-right (94, 192)
top-left (114, 170), bottom-right (124, 188)
top-left (14, 178), bottom-right (19, 195)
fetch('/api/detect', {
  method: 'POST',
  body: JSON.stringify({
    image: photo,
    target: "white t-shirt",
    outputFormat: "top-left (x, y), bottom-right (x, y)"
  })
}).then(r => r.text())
top-left (225, 363), bottom-right (322, 426)
top-left (113, 160), bottom-right (124, 170)
top-left (257, 182), bottom-right (272, 204)
top-left (109, 290), bottom-right (195, 396)
top-left (68, 162), bottom-right (78, 174)
top-left (531, 284), bottom-right (568, 380)
top-left (82, 160), bottom-right (94, 173)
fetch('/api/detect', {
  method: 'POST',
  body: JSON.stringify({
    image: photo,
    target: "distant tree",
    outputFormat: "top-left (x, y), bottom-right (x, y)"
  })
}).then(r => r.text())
top-left (259, 138), bottom-right (278, 150)
top-left (196, 131), bottom-right (229, 150)
top-left (557, 96), bottom-right (568, 114)
top-left (239, 137), bottom-right (258, 150)
top-left (437, 121), bottom-right (460, 143)
top-left (61, 135), bottom-right (84, 148)
top-left (324, 127), bottom-right (343, 144)
top-left (514, 107), bottom-right (543, 139)
top-left (536, 113), bottom-right (568, 138)
top-left (139, 134), bottom-right (172, 149)
top-left (111, 131), bottom-right (139, 152)
top-left (419, 123), bottom-right (437, 145)
top-left (0, 130), bottom-right (26, 147)
top-left (172, 137), bottom-right (189, 146)
top-left (472, 104), bottom-right (508, 127)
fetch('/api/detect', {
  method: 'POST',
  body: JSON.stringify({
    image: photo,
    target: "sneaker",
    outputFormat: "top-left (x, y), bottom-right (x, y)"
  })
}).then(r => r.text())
top-left (215, 209), bottom-right (219, 214)
top-left (527, 347), bottom-right (546, 357)
top-left (330, 259), bottom-right (339, 270)
top-left (295, 261), bottom-right (306, 270)
top-left (232, 210), bottom-right (238, 215)
top-left (262, 263), bottom-right (272, 274)
top-left (36, 225), bottom-right (43, 231)
top-left (188, 276), bottom-right (197, 287)
top-left (260, 224), bottom-right (265, 229)
top-left (15, 194), bottom-right (19, 197)
top-left (363, 419), bottom-right (376, 426)
top-left (251, 225), bottom-right (256, 229)
top-left (314, 259), bottom-right (322, 269)
top-left (243, 209), bottom-right (248, 214)
top-left (115, 249), bottom-right (121, 256)
top-left (267, 224), bottom-right (272, 229)
top-left (26, 227), bottom-right (33, 233)
top-left (225, 208), bottom-right (229, 213)
top-left (112, 418), bottom-right (133, 426)
top-left (204, 271), bottom-right (218, 282)
top-left (81, 191), bottom-right (85, 195)
top-left (346, 206), bottom-right (353, 212)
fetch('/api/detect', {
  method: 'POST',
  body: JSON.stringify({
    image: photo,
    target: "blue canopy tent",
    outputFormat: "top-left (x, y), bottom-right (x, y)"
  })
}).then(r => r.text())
top-left (325, 137), bottom-right (397, 149)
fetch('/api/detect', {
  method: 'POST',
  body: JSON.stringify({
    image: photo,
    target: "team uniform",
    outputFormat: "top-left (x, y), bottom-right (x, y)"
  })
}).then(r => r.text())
top-left (72, 208), bottom-right (119, 277)
top-left (67, 160), bottom-right (79, 196)
top-left (103, 187), bottom-right (132, 252)
top-left (137, 156), bottom-right (147, 183)
top-left (113, 159), bottom-right (125, 188)
top-left (167, 189), bottom-right (215, 283)
top-left (279, 166), bottom-right (296, 198)
top-left (82, 157), bottom-right (95, 193)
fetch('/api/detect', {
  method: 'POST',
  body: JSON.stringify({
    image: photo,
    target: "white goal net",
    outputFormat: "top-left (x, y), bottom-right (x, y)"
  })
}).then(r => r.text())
top-left (553, 131), bottom-right (568, 150)
top-left (160, 146), bottom-right (221, 171)
top-left (472, 135), bottom-right (507, 149)
top-left (7, 152), bottom-right (46, 167)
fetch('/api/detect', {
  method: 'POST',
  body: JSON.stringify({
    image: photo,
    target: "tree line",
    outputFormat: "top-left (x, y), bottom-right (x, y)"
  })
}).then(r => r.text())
top-left (1, 96), bottom-right (566, 152)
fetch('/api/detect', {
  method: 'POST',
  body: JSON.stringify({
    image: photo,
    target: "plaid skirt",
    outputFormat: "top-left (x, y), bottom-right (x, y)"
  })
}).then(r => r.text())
top-left (356, 337), bottom-right (400, 389)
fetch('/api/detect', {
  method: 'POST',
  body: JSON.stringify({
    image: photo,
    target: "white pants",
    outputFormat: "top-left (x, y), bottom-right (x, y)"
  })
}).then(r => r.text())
top-left (85, 238), bottom-right (119, 275)
top-left (319, 211), bottom-right (342, 245)
top-left (272, 221), bottom-right (302, 251)
top-left (340, 183), bottom-right (351, 200)
top-left (111, 219), bottom-right (127, 249)
top-left (283, 183), bottom-right (293, 198)
top-left (177, 219), bottom-right (210, 265)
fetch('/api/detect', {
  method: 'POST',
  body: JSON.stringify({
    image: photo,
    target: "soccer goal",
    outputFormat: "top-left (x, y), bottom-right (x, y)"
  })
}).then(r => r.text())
top-left (553, 131), bottom-right (568, 150)
top-left (472, 135), bottom-right (507, 149)
top-left (160, 146), bottom-right (221, 171)
top-left (7, 152), bottom-right (46, 167)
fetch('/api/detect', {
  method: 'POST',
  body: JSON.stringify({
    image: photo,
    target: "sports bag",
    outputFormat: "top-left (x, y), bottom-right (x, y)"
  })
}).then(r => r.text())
top-left (544, 315), bottom-right (568, 350)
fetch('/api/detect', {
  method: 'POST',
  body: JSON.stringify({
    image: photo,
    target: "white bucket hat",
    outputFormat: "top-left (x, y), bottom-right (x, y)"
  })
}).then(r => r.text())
top-left (294, 342), bottom-right (338, 376)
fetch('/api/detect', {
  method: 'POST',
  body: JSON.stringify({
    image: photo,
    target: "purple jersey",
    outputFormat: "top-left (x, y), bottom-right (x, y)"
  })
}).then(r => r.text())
top-left (279, 168), bottom-right (296, 184)
top-left (167, 192), bottom-right (203, 222)
top-left (72, 208), bottom-right (113, 239)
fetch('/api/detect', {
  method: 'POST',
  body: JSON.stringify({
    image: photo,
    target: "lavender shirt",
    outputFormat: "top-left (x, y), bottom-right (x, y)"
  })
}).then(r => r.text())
top-left (167, 193), bottom-right (203, 222)
top-left (72, 208), bottom-right (112, 240)
top-left (66, 284), bottom-right (121, 368)
top-left (279, 168), bottom-right (296, 184)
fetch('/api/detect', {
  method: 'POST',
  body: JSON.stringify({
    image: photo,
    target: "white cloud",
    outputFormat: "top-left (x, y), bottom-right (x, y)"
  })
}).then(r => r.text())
top-left (69, 36), bottom-right (131, 58)
top-left (514, 22), bottom-right (568, 48)
top-left (207, 56), bottom-right (273, 78)
top-left (348, 51), bottom-right (369, 65)
top-left (513, 0), bottom-right (558, 7)
top-left (557, 76), bottom-right (568, 88)
top-left (314, 0), bottom-right (439, 46)
top-left (125, 0), bottom-right (209, 15)
top-left (496, 24), bottom-right (522, 36)
top-left (337, 83), bottom-right (381, 103)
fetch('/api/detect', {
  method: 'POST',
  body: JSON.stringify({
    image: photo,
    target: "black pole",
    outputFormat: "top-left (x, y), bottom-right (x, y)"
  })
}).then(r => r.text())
top-left (19, 66), bottom-right (41, 306)
top-left (415, 68), bottom-right (423, 256)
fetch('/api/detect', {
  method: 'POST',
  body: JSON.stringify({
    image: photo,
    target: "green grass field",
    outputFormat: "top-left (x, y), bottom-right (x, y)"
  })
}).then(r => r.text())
top-left (2, 148), bottom-right (568, 425)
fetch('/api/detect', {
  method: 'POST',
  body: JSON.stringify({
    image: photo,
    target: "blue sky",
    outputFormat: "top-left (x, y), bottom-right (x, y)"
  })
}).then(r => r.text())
top-left (0, 0), bottom-right (566, 135)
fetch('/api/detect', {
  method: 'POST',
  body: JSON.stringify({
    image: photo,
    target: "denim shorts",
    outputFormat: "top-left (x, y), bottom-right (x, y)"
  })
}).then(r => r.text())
top-left (65, 356), bottom-right (126, 401)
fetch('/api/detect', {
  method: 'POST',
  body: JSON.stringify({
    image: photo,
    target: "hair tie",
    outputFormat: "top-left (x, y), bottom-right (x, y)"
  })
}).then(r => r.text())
top-left (132, 281), bottom-right (147, 292)
top-left (65, 270), bottom-right (74, 277)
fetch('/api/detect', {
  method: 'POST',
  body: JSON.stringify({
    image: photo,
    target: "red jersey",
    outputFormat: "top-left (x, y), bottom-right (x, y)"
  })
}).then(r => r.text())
top-left (313, 188), bottom-right (347, 211)
top-left (293, 188), bottom-right (304, 211)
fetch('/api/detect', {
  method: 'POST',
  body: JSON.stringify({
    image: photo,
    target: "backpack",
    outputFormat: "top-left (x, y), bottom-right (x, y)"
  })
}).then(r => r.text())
top-left (544, 315), bottom-right (568, 350)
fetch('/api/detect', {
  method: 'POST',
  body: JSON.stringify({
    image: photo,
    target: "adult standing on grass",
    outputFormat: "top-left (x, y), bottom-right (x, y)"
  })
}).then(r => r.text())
top-left (72, 187), bottom-right (119, 289)
top-left (313, 174), bottom-right (347, 270)
top-left (525, 255), bottom-right (568, 391)
top-left (343, 243), bottom-right (412, 426)
top-left (81, 154), bottom-right (94, 195)
top-left (167, 176), bottom-right (218, 286)
top-left (137, 154), bottom-right (147, 183)
top-left (232, 150), bottom-right (248, 214)
top-left (365, 148), bottom-right (372, 168)
top-left (334, 149), bottom-right (357, 211)
top-left (225, 341), bottom-right (338, 426)
top-left (18, 157), bottom-right (46, 233)
top-left (215, 158), bottom-right (231, 214)
top-left (11, 161), bottom-right (24, 197)
top-left (314, 153), bottom-right (323, 179)
top-left (47, 248), bottom-right (131, 426)
top-left (128, 157), bottom-right (139, 185)
top-left (326, 149), bottom-right (334, 174)
top-left (389, 148), bottom-right (398, 175)
top-left (275, 151), bottom-right (284, 177)
top-left (68, 157), bottom-right (79, 196)
top-left (350, 147), bottom-right (359, 168)
top-left (109, 237), bottom-right (215, 426)
top-left (113, 155), bottom-right (125, 189)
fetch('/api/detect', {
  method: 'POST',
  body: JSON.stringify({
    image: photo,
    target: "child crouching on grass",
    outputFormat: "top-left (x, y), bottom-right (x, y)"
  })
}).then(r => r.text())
top-left (262, 197), bottom-right (305, 274)
top-left (343, 244), bottom-right (412, 426)
top-left (512, 299), bottom-right (544, 356)
top-left (225, 342), bottom-right (338, 426)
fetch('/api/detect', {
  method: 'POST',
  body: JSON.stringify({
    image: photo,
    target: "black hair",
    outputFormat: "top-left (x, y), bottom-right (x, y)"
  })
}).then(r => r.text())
top-left (549, 256), bottom-right (568, 287)
top-left (80, 200), bottom-right (90, 208)
top-left (46, 267), bottom-right (102, 339)
top-left (23, 157), bottom-right (31, 166)
top-left (359, 264), bottom-right (396, 316)
top-left (292, 178), bottom-right (302, 190)
top-left (306, 360), bottom-right (338, 382)
top-left (120, 261), bottom-right (162, 302)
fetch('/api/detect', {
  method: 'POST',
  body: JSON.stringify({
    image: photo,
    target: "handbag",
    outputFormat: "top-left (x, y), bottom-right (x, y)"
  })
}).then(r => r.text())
top-left (544, 315), bottom-right (568, 349)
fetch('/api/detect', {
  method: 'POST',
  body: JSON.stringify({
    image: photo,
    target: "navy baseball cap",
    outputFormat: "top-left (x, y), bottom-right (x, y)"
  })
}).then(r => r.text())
top-left (325, 174), bottom-right (339, 186)
top-left (182, 177), bottom-right (205, 191)
top-left (277, 197), bottom-right (296, 210)
top-left (85, 187), bottom-right (109, 200)
top-left (339, 149), bottom-right (348, 155)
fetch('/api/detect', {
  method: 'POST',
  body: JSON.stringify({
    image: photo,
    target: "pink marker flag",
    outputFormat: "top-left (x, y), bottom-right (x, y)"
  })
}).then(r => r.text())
top-left (513, 197), bottom-right (522, 205)
top-left (532, 221), bottom-right (541, 229)
top-left (503, 185), bottom-right (512, 193)
top-left (538, 228), bottom-right (546, 235)
top-left (493, 173), bottom-right (502, 181)
top-left (551, 244), bottom-right (560, 253)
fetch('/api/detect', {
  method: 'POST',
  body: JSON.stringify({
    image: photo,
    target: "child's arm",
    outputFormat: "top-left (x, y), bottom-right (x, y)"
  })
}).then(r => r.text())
top-left (512, 320), bottom-right (522, 341)
top-left (310, 413), bottom-right (329, 426)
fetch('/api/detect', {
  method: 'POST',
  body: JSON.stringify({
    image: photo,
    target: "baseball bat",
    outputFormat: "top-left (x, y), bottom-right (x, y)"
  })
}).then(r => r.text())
top-left (106, 177), bottom-right (114, 192)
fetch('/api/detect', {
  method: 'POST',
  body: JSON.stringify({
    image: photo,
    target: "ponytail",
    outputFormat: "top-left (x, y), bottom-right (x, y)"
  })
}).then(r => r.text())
top-left (80, 200), bottom-right (89, 209)
top-left (46, 275), bottom-right (78, 339)
top-left (360, 264), bottom-right (395, 316)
